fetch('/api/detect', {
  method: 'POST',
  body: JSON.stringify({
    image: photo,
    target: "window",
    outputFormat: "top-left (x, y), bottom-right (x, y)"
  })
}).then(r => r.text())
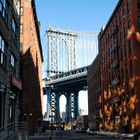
top-left (138, 16), bottom-right (140, 29)
top-left (20, 7), bottom-right (23, 15)
top-left (138, 0), bottom-right (140, 9)
top-left (119, 48), bottom-right (123, 61)
top-left (0, 35), bottom-right (7, 68)
top-left (10, 54), bottom-right (16, 75)
top-left (11, 54), bottom-right (15, 67)
top-left (12, 18), bottom-right (16, 32)
top-left (20, 43), bottom-right (23, 52)
top-left (128, 40), bottom-right (131, 54)
top-left (119, 31), bottom-right (122, 44)
top-left (122, 7), bottom-right (126, 21)
top-left (119, 12), bottom-right (122, 25)
top-left (0, 1), bottom-right (2, 12)
top-left (138, 16), bottom-right (140, 22)
top-left (0, 0), bottom-right (8, 23)
top-left (127, 0), bottom-right (130, 14)
top-left (125, 65), bottom-right (129, 82)
top-left (9, 99), bottom-right (15, 123)
top-left (122, 68), bottom-right (124, 84)
top-left (20, 24), bottom-right (23, 34)
top-left (0, 83), bottom-right (6, 128)
top-left (13, 0), bottom-right (20, 15)
top-left (124, 27), bottom-right (126, 39)
top-left (129, 60), bottom-right (133, 77)
top-left (124, 44), bottom-right (127, 58)
top-left (128, 20), bottom-right (131, 29)
top-left (2, 0), bottom-right (6, 9)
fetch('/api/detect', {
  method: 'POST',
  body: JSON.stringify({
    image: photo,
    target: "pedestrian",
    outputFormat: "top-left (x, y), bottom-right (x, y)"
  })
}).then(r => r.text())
top-left (38, 118), bottom-right (42, 135)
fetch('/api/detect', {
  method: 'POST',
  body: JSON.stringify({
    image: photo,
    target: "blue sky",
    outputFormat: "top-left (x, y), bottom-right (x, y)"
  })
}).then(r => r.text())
top-left (35, 0), bottom-right (119, 114)
top-left (36, 0), bottom-right (119, 76)
top-left (36, 0), bottom-right (119, 36)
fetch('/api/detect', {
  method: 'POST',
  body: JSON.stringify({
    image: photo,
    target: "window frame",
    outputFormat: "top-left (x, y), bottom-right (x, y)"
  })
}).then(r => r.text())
top-left (0, 83), bottom-right (6, 128)
top-left (10, 53), bottom-right (17, 75)
top-left (20, 24), bottom-right (23, 34)
top-left (0, 34), bottom-right (7, 68)
top-left (138, 0), bottom-right (140, 9)
top-left (0, 0), bottom-right (8, 24)
top-left (12, 18), bottom-right (16, 32)
top-left (20, 7), bottom-right (23, 15)
top-left (138, 16), bottom-right (140, 29)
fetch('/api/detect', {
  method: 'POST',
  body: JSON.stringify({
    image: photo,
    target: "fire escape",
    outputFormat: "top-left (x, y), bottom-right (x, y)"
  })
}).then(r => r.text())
top-left (110, 25), bottom-right (122, 130)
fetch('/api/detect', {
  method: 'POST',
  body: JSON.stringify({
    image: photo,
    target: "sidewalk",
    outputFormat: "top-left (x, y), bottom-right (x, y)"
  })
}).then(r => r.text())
top-left (28, 130), bottom-right (55, 140)
top-left (96, 131), bottom-right (139, 139)
top-left (29, 135), bottom-right (50, 140)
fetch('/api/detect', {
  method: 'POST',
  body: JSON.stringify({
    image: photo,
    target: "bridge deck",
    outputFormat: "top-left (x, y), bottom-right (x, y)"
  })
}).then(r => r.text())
top-left (43, 66), bottom-right (89, 92)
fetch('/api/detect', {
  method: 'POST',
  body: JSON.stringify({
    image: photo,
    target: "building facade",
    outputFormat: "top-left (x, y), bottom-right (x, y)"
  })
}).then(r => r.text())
top-left (20, 0), bottom-right (43, 134)
top-left (98, 0), bottom-right (140, 133)
top-left (77, 115), bottom-right (89, 130)
top-left (0, 0), bottom-right (21, 139)
top-left (87, 54), bottom-right (100, 130)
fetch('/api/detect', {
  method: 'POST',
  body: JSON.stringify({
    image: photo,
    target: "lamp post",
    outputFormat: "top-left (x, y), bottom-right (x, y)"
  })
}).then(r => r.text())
top-left (23, 112), bottom-right (33, 135)
top-left (23, 112), bottom-right (32, 120)
top-left (49, 115), bottom-right (54, 140)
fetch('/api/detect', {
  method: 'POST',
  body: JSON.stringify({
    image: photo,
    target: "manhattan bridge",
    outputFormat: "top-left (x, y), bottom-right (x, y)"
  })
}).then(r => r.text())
top-left (43, 26), bottom-right (98, 122)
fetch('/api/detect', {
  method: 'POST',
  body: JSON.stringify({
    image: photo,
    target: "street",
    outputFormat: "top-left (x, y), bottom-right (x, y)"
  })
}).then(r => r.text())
top-left (29, 130), bottom-right (134, 140)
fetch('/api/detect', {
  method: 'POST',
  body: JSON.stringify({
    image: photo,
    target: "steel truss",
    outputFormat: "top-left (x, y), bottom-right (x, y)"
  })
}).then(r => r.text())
top-left (46, 87), bottom-right (79, 122)
top-left (45, 26), bottom-right (97, 122)
top-left (47, 27), bottom-right (78, 77)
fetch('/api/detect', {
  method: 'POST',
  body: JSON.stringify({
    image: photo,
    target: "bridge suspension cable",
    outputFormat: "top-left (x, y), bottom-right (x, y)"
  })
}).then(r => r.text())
top-left (42, 26), bottom-right (98, 78)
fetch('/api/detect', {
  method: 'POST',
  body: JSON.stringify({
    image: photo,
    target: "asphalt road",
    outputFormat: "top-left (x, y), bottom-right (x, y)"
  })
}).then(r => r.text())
top-left (29, 130), bottom-right (133, 140)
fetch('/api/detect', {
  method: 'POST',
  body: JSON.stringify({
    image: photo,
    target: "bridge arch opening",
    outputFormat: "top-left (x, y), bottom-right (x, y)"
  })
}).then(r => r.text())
top-left (59, 94), bottom-right (66, 120)
top-left (58, 39), bottom-right (68, 72)
top-left (78, 90), bottom-right (88, 115)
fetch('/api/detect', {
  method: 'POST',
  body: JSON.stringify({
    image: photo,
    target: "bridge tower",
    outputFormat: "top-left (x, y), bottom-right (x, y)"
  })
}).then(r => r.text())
top-left (47, 27), bottom-right (78, 77)
top-left (46, 27), bottom-right (79, 122)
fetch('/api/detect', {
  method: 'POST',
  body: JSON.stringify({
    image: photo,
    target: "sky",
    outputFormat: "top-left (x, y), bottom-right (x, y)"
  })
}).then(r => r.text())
top-left (35, 0), bottom-right (119, 115)
top-left (36, 0), bottom-right (119, 35)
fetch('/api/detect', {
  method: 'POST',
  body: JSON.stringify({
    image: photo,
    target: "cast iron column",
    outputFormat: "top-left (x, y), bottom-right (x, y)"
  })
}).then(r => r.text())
top-left (55, 93), bottom-right (61, 122)
top-left (46, 87), bottom-right (52, 120)
top-left (74, 92), bottom-right (79, 119)
top-left (65, 93), bottom-right (72, 122)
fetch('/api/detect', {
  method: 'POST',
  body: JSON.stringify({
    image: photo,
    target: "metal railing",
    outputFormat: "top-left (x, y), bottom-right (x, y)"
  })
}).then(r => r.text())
top-left (0, 122), bottom-right (28, 140)
top-left (17, 122), bottom-right (29, 133)
top-left (0, 122), bottom-right (16, 140)
top-left (50, 65), bottom-right (89, 80)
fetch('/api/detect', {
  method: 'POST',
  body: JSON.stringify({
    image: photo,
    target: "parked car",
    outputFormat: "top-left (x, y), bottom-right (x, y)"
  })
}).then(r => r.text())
top-left (86, 128), bottom-right (96, 135)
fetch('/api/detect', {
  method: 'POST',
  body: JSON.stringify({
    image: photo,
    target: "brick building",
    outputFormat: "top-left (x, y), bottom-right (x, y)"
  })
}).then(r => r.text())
top-left (87, 54), bottom-right (100, 130)
top-left (98, 0), bottom-right (140, 133)
top-left (0, 0), bottom-right (21, 139)
top-left (20, 0), bottom-right (43, 134)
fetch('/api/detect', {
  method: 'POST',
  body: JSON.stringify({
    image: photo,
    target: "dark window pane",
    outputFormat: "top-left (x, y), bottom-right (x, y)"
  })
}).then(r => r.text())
top-left (138, 0), bottom-right (140, 9)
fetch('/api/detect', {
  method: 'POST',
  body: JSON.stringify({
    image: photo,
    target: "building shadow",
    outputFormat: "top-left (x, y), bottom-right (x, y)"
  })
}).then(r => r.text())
top-left (19, 48), bottom-right (43, 135)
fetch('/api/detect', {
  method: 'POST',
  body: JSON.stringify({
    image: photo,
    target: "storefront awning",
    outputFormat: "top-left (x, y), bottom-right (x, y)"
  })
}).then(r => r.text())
top-left (12, 75), bottom-right (22, 90)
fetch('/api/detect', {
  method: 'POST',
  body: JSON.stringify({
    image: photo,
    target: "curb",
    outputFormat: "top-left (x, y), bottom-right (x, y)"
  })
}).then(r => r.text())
top-left (96, 131), bottom-right (138, 139)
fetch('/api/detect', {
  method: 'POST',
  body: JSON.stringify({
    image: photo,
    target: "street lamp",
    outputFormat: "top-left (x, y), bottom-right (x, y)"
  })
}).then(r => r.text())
top-left (49, 115), bottom-right (54, 140)
top-left (24, 112), bottom-right (32, 120)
